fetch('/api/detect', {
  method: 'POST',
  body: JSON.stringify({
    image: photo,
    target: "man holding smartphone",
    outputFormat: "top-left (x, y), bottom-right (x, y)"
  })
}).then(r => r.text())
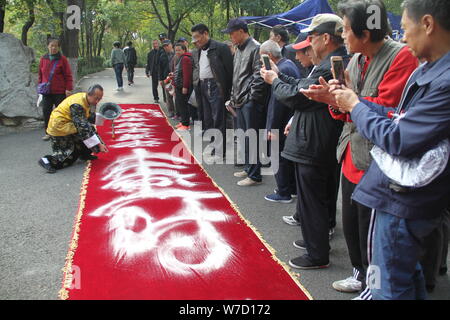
top-left (302, 0), bottom-right (419, 298)
top-left (261, 14), bottom-right (350, 269)
top-left (260, 40), bottom-right (301, 204)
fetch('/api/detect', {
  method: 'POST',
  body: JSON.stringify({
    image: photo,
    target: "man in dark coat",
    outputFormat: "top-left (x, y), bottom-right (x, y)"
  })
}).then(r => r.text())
top-left (146, 39), bottom-right (162, 102)
top-left (261, 14), bottom-right (350, 269)
top-left (123, 41), bottom-right (137, 86)
top-left (191, 23), bottom-right (234, 161)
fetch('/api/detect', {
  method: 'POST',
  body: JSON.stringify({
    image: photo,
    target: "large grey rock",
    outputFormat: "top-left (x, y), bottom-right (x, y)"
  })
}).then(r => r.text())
top-left (0, 33), bottom-right (39, 119)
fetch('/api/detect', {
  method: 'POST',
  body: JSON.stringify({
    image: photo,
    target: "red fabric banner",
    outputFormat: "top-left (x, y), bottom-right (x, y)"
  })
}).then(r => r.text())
top-left (59, 104), bottom-right (311, 300)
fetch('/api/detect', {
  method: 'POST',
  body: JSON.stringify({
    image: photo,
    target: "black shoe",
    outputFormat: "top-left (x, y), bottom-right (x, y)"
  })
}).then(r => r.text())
top-left (38, 158), bottom-right (56, 173)
top-left (293, 239), bottom-right (332, 252)
top-left (80, 154), bottom-right (98, 161)
top-left (329, 227), bottom-right (335, 240)
top-left (289, 254), bottom-right (329, 270)
top-left (261, 162), bottom-right (271, 168)
top-left (293, 240), bottom-right (307, 250)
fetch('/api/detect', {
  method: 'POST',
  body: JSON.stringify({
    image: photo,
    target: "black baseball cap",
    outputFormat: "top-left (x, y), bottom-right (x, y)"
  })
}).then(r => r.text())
top-left (286, 33), bottom-right (311, 52)
top-left (285, 32), bottom-right (308, 52)
top-left (159, 33), bottom-right (167, 40)
top-left (177, 37), bottom-right (187, 42)
top-left (162, 40), bottom-right (172, 46)
top-left (222, 18), bottom-right (248, 33)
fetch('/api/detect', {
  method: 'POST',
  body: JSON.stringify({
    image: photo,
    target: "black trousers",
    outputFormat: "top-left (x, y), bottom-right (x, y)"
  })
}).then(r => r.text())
top-left (200, 79), bottom-right (226, 155)
top-left (42, 94), bottom-right (66, 132)
top-left (189, 104), bottom-right (198, 122)
top-left (341, 175), bottom-right (371, 288)
top-left (175, 88), bottom-right (190, 126)
top-left (126, 64), bottom-right (135, 83)
top-left (293, 161), bottom-right (339, 229)
top-left (274, 139), bottom-right (296, 197)
top-left (236, 100), bottom-right (265, 182)
top-left (294, 162), bottom-right (339, 263)
top-left (151, 73), bottom-right (159, 100)
top-left (45, 141), bottom-right (92, 170)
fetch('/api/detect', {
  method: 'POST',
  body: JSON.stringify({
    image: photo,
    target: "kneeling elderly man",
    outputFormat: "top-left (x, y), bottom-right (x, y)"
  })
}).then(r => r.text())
top-left (38, 84), bottom-right (108, 173)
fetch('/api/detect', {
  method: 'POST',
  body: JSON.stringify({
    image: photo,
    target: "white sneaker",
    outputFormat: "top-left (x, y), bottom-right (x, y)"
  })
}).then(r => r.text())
top-left (332, 277), bottom-right (362, 293)
top-left (233, 170), bottom-right (248, 178)
top-left (203, 155), bottom-right (223, 164)
top-left (237, 177), bottom-right (262, 186)
top-left (282, 215), bottom-right (301, 226)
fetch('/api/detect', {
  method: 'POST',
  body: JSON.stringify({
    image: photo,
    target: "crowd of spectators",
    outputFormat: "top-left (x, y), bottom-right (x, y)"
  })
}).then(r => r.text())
top-left (146, 0), bottom-right (449, 300)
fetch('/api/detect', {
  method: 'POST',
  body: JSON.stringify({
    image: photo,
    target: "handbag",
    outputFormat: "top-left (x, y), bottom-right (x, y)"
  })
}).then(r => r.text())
top-left (37, 59), bottom-right (59, 95)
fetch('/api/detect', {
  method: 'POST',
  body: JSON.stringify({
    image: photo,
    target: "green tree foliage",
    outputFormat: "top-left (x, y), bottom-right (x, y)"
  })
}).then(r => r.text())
top-left (328, 0), bottom-right (404, 15)
top-left (2, 0), bottom-right (405, 76)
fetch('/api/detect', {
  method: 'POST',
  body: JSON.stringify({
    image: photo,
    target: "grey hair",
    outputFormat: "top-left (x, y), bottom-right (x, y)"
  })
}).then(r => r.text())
top-left (260, 40), bottom-right (282, 59)
top-left (402, 0), bottom-right (450, 31)
top-left (87, 84), bottom-right (104, 96)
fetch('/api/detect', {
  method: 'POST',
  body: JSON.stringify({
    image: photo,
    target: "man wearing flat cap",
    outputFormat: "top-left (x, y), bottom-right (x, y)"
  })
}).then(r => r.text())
top-left (223, 18), bottom-right (269, 187)
top-left (261, 13), bottom-right (350, 269)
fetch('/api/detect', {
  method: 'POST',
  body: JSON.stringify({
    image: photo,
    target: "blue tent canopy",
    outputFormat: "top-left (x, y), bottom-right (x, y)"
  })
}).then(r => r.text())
top-left (387, 12), bottom-right (404, 41)
top-left (240, 0), bottom-right (333, 35)
top-left (240, 0), bottom-right (404, 40)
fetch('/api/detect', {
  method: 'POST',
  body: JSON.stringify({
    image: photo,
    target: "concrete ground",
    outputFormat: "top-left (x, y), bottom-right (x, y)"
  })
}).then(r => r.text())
top-left (0, 68), bottom-right (448, 300)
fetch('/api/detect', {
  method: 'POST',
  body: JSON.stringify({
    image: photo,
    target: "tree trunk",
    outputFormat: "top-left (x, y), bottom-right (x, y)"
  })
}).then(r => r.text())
top-left (62, 0), bottom-right (82, 87)
top-left (96, 21), bottom-right (105, 56)
top-left (21, 3), bottom-right (35, 46)
top-left (0, 0), bottom-right (6, 33)
top-left (225, 0), bottom-right (230, 23)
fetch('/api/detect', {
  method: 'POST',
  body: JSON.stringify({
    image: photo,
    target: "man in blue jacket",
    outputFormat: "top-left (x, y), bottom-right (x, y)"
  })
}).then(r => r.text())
top-left (330, 0), bottom-right (450, 299)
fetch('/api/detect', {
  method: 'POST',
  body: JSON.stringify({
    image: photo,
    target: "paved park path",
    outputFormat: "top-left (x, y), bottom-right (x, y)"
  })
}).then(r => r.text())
top-left (0, 68), bottom-right (448, 300)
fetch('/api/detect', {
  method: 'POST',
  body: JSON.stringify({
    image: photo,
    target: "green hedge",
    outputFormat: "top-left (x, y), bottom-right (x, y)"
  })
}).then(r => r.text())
top-left (78, 56), bottom-right (106, 78)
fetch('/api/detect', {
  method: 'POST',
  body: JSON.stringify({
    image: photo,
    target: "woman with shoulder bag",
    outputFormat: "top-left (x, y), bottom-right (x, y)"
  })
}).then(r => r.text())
top-left (38, 38), bottom-right (74, 141)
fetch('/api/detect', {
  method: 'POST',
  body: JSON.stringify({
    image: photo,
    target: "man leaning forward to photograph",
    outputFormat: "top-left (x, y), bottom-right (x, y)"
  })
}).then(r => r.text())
top-left (322, 0), bottom-right (450, 300)
top-left (261, 13), bottom-right (351, 270)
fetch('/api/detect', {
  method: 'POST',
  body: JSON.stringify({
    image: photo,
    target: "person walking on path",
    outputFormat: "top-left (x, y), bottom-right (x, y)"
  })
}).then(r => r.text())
top-left (123, 41), bottom-right (138, 86)
top-left (111, 41), bottom-right (126, 91)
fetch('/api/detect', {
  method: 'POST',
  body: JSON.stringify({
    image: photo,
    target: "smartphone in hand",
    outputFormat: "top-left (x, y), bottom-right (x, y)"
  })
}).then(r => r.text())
top-left (261, 54), bottom-right (271, 70)
top-left (331, 56), bottom-right (345, 85)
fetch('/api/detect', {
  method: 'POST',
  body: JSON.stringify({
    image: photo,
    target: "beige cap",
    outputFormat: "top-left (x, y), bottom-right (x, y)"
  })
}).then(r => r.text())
top-left (301, 13), bottom-right (343, 36)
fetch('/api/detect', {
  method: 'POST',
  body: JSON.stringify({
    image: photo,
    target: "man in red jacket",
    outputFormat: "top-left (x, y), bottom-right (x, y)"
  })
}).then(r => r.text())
top-left (173, 43), bottom-right (193, 131)
top-left (38, 38), bottom-right (74, 140)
